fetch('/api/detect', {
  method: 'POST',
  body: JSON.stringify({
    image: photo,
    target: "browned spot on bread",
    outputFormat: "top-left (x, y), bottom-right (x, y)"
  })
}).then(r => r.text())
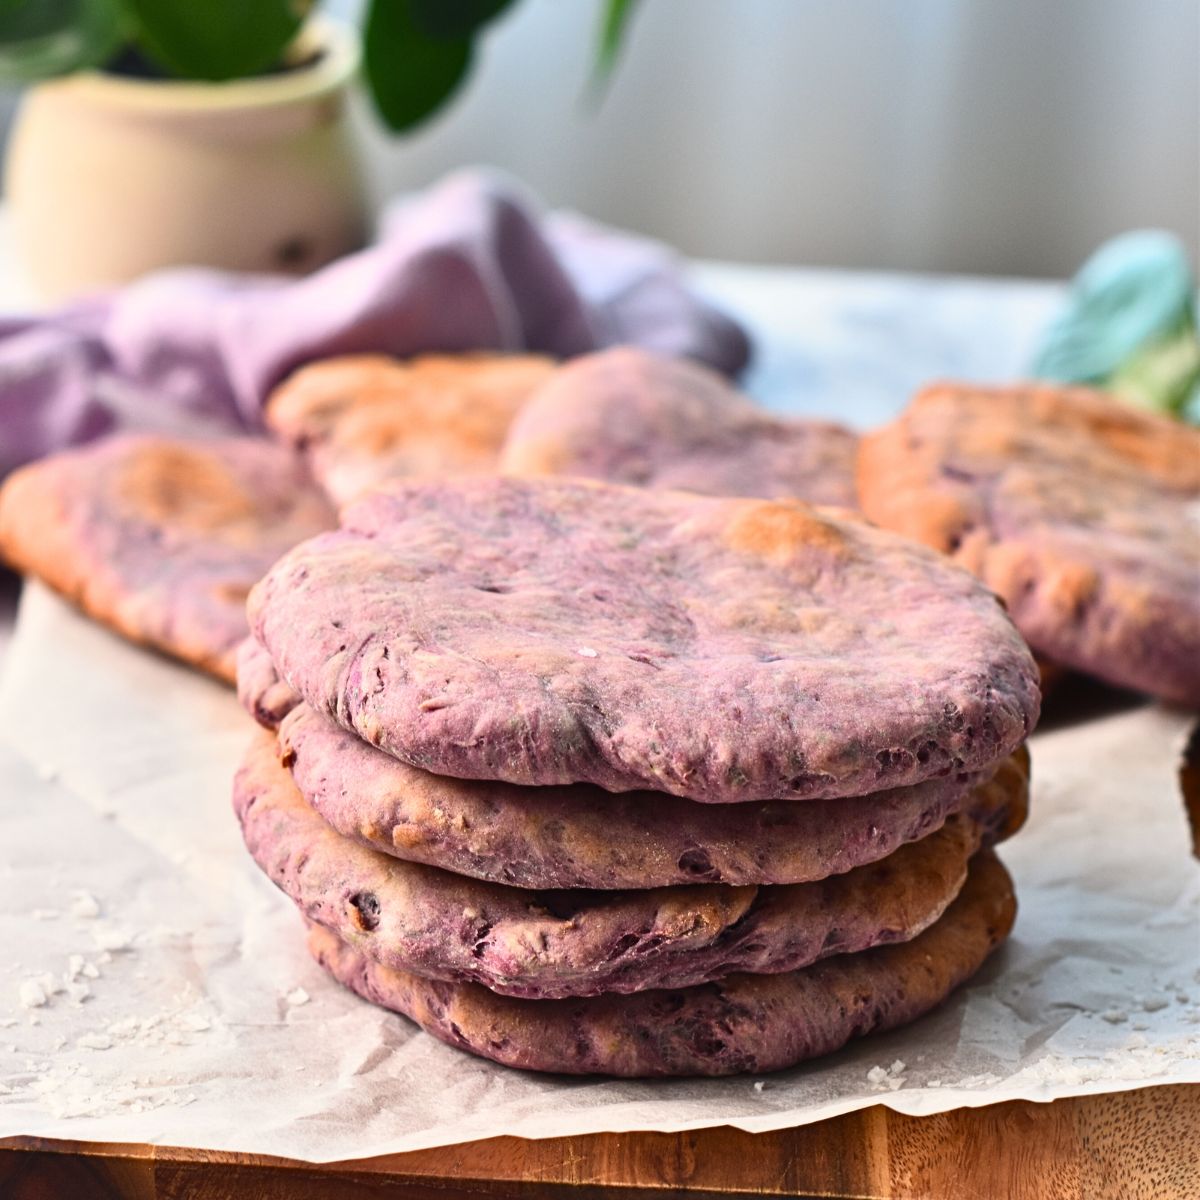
top-left (0, 463), bottom-right (55, 571)
top-left (910, 383), bottom-right (1200, 490)
top-left (1028, 386), bottom-right (1200, 488)
top-left (709, 598), bottom-right (838, 635)
top-left (267, 354), bottom-right (557, 504)
top-left (266, 356), bottom-right (399, 431)
top-left (975, 743), bottom-right (1030, 842)
top-left (337, 382), bottom-right (517, 462)
top-left (212, 581), bottom-right (252, 606)
top-left (978, 541), bottom-right (1038, 607)
top-left (655, 885), bottom-right (758, 937)
top-left (722, 500), bottom-right (850, 563)
top-left (501, 435), bottom-right (571, 477)
top-left (391, 825), bottom-right (432, 851)
top-left (0, 435), bottom-right (333, 684)
top-left (900, 492), bottom-right (977, 553)
top-left (1042, 562), bottom-right (1100, 620)
top-left (115, 444), bottom-right (258, 532)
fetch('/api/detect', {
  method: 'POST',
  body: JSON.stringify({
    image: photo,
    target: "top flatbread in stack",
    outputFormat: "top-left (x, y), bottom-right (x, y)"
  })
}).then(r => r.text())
top-left (266, 353), bottom-right (557, 506)
top-left (237, 476), bottom-right (1036, 1076)
top-left (249, 477), bottom-right (1038, 802)
top-left (500, 347), bottom-right (858, 506)
top-left (858, 383), bottom-right (1200, 707)
top-left (0, 434), bottom-right (334, 681)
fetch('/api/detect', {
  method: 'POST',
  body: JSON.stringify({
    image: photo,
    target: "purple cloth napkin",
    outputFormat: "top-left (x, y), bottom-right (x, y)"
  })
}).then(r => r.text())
top-left (0, 170), bottom-right (750, 476)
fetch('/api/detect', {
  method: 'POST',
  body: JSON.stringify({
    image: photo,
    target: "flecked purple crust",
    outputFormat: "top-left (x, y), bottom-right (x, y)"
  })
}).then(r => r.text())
top-left (264, 693), bottom-right (1028, 888)
top-left (248, 477), bottom-right (1040, 802)
top-left (237, 637), bottom-right (302, 728)
top-left (0, 434), bottom-right (334, 682)
top-left (499, 347), bottom-right (859, 506)
top-left (308, 849), bottom-right (1016, 1076)
top-left (234, 731), bottom-right (1017, 999)
top-left (859, 384), bottom-right (1200, 708)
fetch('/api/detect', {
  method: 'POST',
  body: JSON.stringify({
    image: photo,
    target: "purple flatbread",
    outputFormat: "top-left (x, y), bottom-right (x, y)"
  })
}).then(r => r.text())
top-left (499, 347), bottom-right (858, 506)
top-left (249, 477), bottom-right (1040, 802)
top-left (237, 637), bottom-right (301, 728)
top-left (265, 354), bottom-right (557, 507)
top-left (859, 383), bottom-right (1200, 708)
top-left (234, 731), bottom-right (1018, 999)
top-left (261, 688), bottom-right (1028, 888)
top-left (308, 849), bottom-right (1016, 1076)
top-left (0, 434), bottom-right (334, 681)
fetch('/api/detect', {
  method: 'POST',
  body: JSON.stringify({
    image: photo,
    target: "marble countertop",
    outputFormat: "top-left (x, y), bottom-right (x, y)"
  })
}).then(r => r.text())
top-left (692, 260), bottom-right (1062, 426)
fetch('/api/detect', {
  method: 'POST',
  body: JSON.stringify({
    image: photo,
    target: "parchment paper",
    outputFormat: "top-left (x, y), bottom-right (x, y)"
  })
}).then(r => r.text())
top-left (0, 582), bottom-right (1197, 1162)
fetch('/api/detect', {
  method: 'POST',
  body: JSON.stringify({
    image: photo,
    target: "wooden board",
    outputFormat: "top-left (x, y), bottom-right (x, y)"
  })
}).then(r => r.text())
top-left (2, 1084), bottom-right (1198, 1199)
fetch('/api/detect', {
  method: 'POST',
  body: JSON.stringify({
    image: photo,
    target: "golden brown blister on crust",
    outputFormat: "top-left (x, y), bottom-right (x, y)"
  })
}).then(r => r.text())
top-left (858, 383), bottom-right (1200, 707)
top-left (266, 353), bottom-right (556, 506)
top-left (721, 499), bottom-right (856, 564)
top-left (971, 743), bottom-right (1029, 843)
top-left (113, 444), bottom-right (261, 534)
top-left (0, 434), bottom-right (334, 682)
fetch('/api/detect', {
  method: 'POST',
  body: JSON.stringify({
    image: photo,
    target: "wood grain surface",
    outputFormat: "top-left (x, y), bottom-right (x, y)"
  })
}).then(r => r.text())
top-left (2, 1084), bottom-right (1197, 1199)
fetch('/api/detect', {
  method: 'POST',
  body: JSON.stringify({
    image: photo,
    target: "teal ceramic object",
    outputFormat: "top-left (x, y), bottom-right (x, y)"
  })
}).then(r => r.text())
top-left (1034, 229), bottom-right (1200, 421)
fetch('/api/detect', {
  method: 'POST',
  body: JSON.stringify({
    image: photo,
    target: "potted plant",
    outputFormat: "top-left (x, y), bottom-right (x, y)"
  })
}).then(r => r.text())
top-left (0, 0), bottom-right (640, 302)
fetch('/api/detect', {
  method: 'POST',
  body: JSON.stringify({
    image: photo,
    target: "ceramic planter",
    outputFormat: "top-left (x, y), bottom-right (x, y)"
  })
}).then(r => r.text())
top-left (5, 16), bottom-right (368, 302)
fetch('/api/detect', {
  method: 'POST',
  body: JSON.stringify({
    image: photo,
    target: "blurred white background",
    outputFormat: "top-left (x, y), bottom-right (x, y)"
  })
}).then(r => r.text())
top-left (1, 0), bottom-right (1194, 278)
top-left (337, 0), bottom-right (1198, 278)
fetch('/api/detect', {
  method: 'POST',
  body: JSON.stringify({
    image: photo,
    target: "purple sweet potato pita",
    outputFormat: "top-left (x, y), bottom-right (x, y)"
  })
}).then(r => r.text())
top-left (262, 693), bottom-right (1028, 888)
top-left (0, 434), bottom-right (334, 681)
top-left (307, 849), bottom-right (1016, 1076)
top-left (234, 731), bottom-right (1018, 999)
top-left (859, 383), bottom-right (1200, 707)
top-left (500, 347), bottom-right (858, 506)
top-left (237, 637), bottom-right (301, 728)
top-left (249, 477), bottom-right (1040, 802)
top-left (266, 354), bottom-right (556, 506)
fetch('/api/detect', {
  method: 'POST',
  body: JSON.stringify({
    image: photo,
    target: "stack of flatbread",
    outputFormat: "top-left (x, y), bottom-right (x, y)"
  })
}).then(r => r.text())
top-left (236, 476), bottom-right (1037, 1076)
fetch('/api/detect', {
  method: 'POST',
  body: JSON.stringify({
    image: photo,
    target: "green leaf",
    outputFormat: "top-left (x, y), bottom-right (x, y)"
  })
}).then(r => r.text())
top-left (1108, 316), bottom-right (1200, 419)
top-left (363, 0), bottom-right (474, 134)
top-left (407, 0), bottom-right (518, 41)
top-left (1034, 230), bottom-right (1196, 383)
top-left (0, 0), bottom-right (124, 81)
top-left (594, 0), bottom-right (639, 84)
top-left (119, 0), bottom-right (305, 81)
